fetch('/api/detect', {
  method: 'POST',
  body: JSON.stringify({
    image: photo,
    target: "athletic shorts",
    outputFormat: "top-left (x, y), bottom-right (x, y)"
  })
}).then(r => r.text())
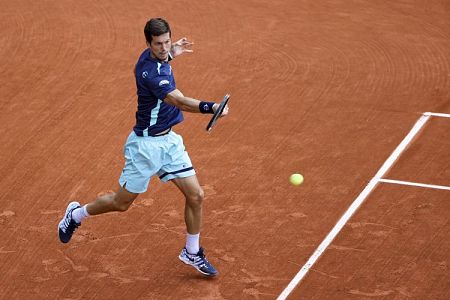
top-left (118, 130), bottom-right (196, 193)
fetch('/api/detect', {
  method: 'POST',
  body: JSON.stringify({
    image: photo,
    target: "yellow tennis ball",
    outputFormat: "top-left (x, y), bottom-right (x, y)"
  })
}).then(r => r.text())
top-left (289, 173), bottom-right (304, 186)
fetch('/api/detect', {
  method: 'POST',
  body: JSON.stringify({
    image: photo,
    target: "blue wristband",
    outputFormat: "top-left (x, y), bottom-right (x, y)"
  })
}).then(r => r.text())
top-left (199, 101), bottom-right (215, 114)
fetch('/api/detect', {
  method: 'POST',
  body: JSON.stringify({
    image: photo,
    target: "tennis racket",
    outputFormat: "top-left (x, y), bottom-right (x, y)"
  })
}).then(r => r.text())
top-left (206, 94), bottom-right (230, 132)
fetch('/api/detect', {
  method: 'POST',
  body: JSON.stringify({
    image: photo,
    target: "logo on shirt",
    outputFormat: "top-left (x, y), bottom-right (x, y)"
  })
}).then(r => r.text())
top-left (159, 80), bottom-right (170, 86)
top-left (142, 71), bottom-right (148, 78)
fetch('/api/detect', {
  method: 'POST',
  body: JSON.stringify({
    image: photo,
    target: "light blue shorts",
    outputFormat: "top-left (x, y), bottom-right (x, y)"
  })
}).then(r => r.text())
top-left (118, 130), bottom-right (196, 193)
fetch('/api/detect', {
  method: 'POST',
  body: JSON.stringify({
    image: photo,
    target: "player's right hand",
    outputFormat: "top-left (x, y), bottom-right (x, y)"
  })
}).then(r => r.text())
top-left (213, 103), bottom-right (229, 117)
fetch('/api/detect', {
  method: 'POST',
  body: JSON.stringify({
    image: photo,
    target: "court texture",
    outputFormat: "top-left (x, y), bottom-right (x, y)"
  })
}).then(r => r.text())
top-left (0, 0), bottom-right (449, 299)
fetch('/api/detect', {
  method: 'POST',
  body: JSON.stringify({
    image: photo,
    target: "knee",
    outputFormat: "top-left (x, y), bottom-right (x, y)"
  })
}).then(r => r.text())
top-left (186, 188), bottom-right (204, 207)
top-left (113, 196), bottom-right (133, 212)
top-left (115, 203), bottom-right (131, 212)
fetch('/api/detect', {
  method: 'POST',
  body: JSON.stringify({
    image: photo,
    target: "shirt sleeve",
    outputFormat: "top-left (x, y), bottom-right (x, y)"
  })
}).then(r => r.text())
top-left (144, 73), bottom-right (175, 100)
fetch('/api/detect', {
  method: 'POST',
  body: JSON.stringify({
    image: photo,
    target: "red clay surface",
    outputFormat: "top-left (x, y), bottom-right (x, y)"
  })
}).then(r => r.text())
top-left (1, 0), bottom-right (449, 299)
top-left (293, 185), bottom-right (450, 299)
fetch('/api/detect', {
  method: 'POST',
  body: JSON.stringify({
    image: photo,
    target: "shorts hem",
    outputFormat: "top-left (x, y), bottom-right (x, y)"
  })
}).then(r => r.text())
top-left (160, 169), bottom-right (196, 183)
top-left (118, 178), bottom-right (147, 194)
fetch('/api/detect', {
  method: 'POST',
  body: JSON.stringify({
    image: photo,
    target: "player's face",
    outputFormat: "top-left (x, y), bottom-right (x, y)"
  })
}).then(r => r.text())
top-left (149, 32), bottom-right (171, 61)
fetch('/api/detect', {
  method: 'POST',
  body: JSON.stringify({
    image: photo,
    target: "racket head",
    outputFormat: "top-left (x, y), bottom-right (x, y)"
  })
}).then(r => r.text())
top-left (206, 94), bottom-right (230, 132)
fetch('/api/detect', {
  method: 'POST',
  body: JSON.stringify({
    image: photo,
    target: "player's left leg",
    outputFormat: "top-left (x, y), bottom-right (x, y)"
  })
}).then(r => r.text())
top-left (171, 175), bottom-right (218, 277)
top-left (158, 131), bottom-right (217, 276)
top-left (171, 175), bottom-right (204, 235)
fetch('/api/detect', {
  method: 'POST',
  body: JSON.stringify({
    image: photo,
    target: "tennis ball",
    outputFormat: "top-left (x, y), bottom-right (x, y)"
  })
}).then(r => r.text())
top-left (289, 173), bottom-right (304, 186)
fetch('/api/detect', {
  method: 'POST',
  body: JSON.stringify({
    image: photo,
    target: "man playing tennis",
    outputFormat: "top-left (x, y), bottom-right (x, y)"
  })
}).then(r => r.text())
top-left (58, 18), bottom-right (229, 277)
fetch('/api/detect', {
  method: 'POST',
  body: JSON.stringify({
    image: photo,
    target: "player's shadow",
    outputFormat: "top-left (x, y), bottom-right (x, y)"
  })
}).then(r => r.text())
top-left (178, 270), bottom-right (218, 281)
top-left (173, 264), bottom-right (218, 281)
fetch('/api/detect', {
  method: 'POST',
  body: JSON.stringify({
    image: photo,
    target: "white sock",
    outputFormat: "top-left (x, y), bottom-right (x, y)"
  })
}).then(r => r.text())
top-left (186, 233), bottom-right (200, 255)
top-left (71, 205), bottom-right (90, 224)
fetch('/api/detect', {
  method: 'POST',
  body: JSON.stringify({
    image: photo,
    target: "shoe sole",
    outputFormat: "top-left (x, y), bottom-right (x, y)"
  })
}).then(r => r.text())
top-left (178, 255), bottom-right (218, 277)
top-left (58, 201), bottom-right (80, 243)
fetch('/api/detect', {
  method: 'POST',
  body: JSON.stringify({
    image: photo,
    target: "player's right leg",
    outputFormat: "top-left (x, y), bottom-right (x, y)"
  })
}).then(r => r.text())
top-left (58, 185), bottom-right (138, 243)
top-left (58, 131), bottom-right (159, 244)
top-left (58, 201), bottom-right (82, 243)
top-left (85, 185), bottom-right (139, 215)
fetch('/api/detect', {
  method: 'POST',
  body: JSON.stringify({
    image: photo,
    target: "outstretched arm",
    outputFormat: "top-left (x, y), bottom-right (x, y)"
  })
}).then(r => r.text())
top-left (164, 89), bottom-right (229, 116)
top-left (169, 37), bottom-right (194, 60)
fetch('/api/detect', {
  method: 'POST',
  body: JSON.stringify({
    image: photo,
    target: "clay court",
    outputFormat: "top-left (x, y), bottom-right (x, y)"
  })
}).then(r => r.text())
top-left (1, 0), bottom-right (449, 299)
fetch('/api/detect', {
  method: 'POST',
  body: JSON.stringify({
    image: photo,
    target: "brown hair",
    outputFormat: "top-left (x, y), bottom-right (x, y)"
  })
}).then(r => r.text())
top-left (144, 18), bottom-right (171, 43)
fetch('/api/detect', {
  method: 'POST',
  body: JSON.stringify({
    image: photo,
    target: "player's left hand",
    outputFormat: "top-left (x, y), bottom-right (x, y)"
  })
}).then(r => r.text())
top-left (170, 37), bottom-right (194, 58)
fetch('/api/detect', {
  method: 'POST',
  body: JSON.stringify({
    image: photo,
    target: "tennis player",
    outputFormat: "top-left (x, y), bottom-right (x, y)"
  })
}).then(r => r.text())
top-left (58, 17), bottom-right (229, 277)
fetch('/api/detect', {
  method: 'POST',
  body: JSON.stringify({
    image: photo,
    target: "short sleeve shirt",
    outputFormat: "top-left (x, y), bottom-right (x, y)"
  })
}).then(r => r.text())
top-left (133, 49), bottom-right (183, 136)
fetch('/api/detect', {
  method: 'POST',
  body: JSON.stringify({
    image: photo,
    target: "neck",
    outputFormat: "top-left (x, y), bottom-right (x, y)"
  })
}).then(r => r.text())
top-left (149, 50), bottom-right (168, 62)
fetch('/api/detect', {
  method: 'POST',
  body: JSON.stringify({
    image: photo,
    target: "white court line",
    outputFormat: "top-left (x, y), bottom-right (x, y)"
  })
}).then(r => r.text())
top-left (379, 178), bottom-right (450, 191)
top-left (424, 112), bottom-right (450, 118)
top-left (277, 113), bottom-right (431, 300)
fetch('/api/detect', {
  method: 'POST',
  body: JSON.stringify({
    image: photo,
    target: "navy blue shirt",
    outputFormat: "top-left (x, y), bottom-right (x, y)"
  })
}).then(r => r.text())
top-left (133, 48), bottom-right (183, 136)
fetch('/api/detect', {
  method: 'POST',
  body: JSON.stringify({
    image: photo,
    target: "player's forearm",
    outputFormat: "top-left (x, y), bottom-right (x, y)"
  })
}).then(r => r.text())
top-left (176, 97), bottom-right (219, 113)
top-left (175, 96), bottom-right (203, 113)
top-left (165, 90), bottom-right (218, 113)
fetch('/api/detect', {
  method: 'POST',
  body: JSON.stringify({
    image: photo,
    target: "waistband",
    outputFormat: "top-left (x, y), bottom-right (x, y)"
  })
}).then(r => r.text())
top-left (135, 127), bottom-right (172, 137)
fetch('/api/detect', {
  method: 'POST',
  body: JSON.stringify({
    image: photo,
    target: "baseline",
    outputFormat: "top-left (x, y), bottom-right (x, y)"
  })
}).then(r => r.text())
top-left (379, 178), bottom-right (450, 191)
top-left (424, 112), bottom-right (450, 118)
